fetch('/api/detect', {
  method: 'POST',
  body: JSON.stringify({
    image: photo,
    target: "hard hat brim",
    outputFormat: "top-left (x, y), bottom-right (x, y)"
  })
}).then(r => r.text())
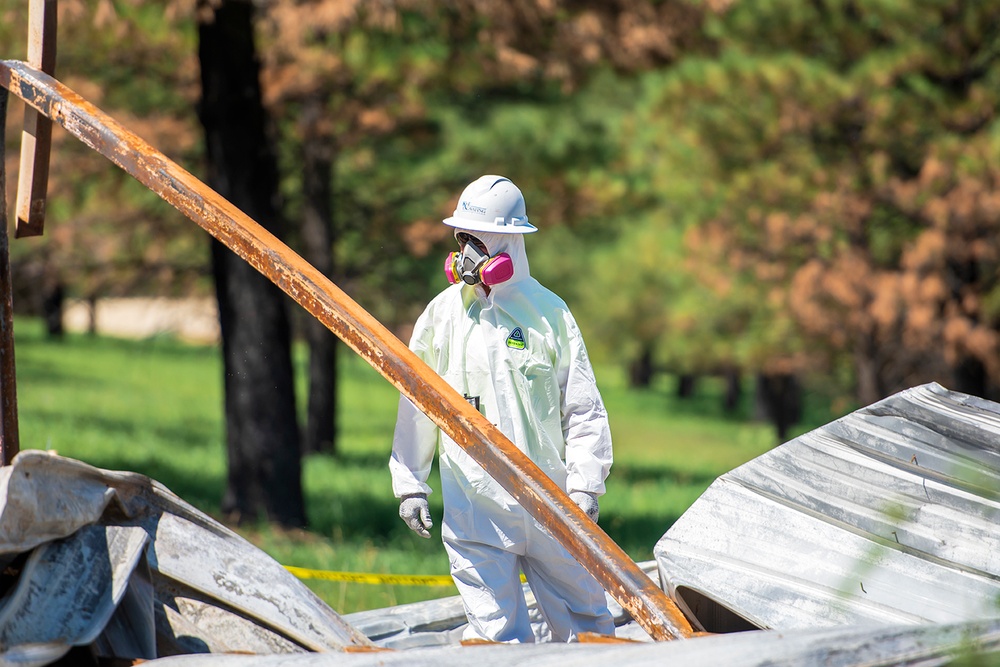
top-left (442, 217), bottom-right (538, 234)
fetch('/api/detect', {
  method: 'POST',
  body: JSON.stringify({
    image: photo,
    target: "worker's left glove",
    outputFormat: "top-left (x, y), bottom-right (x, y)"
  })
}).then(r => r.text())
top-left (399, 493), bottom-right (433, 538)
top-left (570, 491), bottom-right (600, 523)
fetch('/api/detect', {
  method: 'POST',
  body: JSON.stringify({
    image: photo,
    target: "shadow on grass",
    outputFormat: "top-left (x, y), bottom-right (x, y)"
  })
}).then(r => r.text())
top-left (326, 449), bottom-right (395, 469)
top-left (331, 441), bottom-right (725, 487)
top-left (15, 355), bottom-right (120, 390)
top-left (610, 462), bottom-right (718, 487)
top-left (24, 406), bottom-right (219, 451)
top-left (305, 485), bottom-right (681, 561)
top-left (601, 510), bottom-right (685, 561)
top-left (306, 489), bottom-right (434, 546)
top-left (51, 445), bottom-right (687, 565)
top-left (312, 453), bottom-right (716, 555)
top-left (49, 435), bottom-right (702, 564)
top-left (56, 445), bottom-right (423, 548)
top-left (16, 326), bottom-right (219, 359)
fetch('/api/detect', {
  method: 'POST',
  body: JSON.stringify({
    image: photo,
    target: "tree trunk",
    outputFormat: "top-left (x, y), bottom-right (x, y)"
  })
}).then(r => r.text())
top-left (198, 0), bottom-right (305, 527)
top-left (755, 373), bottom-right (802, 444)
top-left (723, 367), bottom-right (741, 414)
top-left (299, 96), bottom-right (338, 456)
top-left (853, 330), bottom-right (885, 407)
top-left (627, 344), bottom-right (654, 388)
top-left (86, 294), bottom-right (97, 336)
top-left (42, 280), bottom-right (63, 338)
top-left (677, 373), bottom-right (697, 399)
top-left (953, 355), bottom-right (987, 399)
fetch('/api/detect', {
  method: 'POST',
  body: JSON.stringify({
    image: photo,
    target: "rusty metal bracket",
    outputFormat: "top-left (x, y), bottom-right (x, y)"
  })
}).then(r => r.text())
top-left (15, 0), bottom-right (57, 238)
top-left (0, 60), bottom-right (695, 641)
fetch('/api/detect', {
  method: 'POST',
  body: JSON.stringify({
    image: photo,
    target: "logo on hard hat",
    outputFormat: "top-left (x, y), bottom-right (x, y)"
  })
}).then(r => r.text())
top-left (461, 201), bottom-right (488, 216)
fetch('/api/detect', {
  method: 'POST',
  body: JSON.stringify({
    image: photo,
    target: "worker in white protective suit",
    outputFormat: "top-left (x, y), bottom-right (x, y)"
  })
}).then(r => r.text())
top-left (389, 174), bottom-right (615, 643)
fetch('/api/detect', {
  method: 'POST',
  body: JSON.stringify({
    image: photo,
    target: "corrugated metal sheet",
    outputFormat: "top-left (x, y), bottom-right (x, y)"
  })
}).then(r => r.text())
top-left (655, 382), bottom-right (1000, 632)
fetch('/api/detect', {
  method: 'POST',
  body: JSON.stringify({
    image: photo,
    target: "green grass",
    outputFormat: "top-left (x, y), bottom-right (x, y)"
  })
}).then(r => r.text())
top-left (9, 316), bottom-right (838, 614)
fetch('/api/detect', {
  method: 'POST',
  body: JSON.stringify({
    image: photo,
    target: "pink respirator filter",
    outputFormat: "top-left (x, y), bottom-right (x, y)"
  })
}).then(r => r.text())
top-left (480, 253), bottom-right (514, 285)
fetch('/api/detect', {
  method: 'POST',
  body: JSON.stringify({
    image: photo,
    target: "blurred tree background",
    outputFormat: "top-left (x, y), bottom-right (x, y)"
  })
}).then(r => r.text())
top-left (2, 0), bottom-right (998, 525)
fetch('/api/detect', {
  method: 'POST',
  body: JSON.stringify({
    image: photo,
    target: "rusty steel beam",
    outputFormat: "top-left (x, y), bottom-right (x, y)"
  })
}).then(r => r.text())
top-left (0, 88), bottom-right (21, 464)
top-left (15, 0), bottom-right (57, 238)
top-left (0, 60), bottom-right (695, 641)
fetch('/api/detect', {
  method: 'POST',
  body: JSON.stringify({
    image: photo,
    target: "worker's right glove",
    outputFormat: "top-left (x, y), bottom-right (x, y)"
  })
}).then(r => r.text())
top-left (570, 491), bottom-right (600, 523)
top-left (399, 493), bottom-right (433, 539)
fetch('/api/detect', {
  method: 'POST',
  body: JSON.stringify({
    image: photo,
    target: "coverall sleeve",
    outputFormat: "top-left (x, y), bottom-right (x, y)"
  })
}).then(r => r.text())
top-left (558, 310), bottom-right (613, 497)
top-left (389, 307), bottom-right (439, 499)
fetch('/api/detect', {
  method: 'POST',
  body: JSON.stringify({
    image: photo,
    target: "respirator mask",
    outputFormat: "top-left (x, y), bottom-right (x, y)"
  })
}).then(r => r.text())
top-left (444, 232), bottom-right (514, 286)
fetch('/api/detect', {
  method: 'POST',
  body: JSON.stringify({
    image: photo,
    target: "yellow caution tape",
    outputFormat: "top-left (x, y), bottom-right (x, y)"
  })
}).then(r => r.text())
top-left (283, 565), bottom-right (455, 587)
top-left (284, 566), bottom-right (528, 587)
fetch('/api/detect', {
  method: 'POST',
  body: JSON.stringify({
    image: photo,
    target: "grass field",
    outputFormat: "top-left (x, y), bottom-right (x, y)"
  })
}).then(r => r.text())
top-left (10, 316), bottom-right (840, 614)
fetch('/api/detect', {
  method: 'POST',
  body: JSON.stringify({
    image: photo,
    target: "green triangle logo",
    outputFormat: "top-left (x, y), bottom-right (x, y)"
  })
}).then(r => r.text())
top-left (506, 327), bottom-right (525, 350)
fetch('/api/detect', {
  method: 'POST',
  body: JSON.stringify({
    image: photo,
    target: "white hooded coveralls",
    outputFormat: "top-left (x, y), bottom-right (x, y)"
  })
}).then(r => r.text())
top-left (390, 230), bottom-right (614, 643)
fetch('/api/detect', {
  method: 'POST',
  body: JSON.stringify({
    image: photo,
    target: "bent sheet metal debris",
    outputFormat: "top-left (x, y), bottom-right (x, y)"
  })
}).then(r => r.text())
top-left (656, 382), bottom-right (1000, 633)
top-left (0, 450), bottom-right (373, 663)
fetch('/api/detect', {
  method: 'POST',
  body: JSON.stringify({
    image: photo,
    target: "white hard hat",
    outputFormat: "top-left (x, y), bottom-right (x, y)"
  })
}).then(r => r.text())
top-left (443, 175), bottom-right (537, 234)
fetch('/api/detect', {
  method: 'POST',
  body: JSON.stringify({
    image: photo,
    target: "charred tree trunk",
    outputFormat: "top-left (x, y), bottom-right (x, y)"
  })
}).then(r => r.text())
top-left (198, 0), bottom-right (305, 527)
top-left (299, 96), bottom-right (338, 456)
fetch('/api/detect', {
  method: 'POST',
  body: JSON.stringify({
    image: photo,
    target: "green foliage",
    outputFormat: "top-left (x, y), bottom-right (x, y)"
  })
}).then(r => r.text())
top-left (7, 0), bottom-right (997, 416)
top-left (3, 1), bottom-right (208, 306)
top-left (613, 0), bottom-right (1000, 401)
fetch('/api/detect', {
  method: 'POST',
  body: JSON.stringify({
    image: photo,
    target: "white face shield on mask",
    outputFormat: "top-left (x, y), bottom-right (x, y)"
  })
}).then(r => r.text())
top-left (444, 231), bottom-right (514, 286)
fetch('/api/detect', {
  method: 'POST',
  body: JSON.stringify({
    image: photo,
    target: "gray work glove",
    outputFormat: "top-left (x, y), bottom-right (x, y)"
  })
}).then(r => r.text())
top-left (570, 491), bottom-right (600, 523)
top-left (399, 493), bottom-right (433, 538)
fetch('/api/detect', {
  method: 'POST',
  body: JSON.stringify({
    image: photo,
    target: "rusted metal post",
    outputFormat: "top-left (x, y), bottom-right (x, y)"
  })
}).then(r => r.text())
top-left (15, 0), bottom-right (57, 237)
top-left (0, 61), bottom-right (694, 640)
top-left (0, 87), bottom-right (21, 464)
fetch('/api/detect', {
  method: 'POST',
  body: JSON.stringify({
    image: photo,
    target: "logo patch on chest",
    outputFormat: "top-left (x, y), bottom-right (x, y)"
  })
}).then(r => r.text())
top-left (506, 327), bottom-right (526, 350)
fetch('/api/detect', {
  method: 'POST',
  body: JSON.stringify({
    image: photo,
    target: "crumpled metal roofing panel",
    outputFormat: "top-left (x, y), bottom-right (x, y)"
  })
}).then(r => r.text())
top-left (0, 450), bottom-right (372, 664)
top-left (0, 524), bottom-right (150, 664)
top-left (655, 383), bottom-right (1000, 632)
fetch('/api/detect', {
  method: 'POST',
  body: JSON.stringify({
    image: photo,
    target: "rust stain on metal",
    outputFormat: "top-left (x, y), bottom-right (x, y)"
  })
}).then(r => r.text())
top-left (0, 59), bottom-right (694, 641)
